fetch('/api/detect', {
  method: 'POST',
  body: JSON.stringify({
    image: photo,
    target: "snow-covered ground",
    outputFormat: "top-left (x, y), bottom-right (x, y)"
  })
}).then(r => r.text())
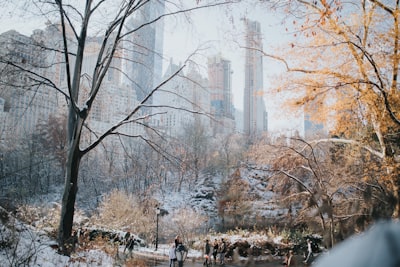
top-left (0, 213), bottom-right (111, 266)
top-left (0, 205), bottom-right (288, 267)
top-left (0, 169), bottom-right (290, 266)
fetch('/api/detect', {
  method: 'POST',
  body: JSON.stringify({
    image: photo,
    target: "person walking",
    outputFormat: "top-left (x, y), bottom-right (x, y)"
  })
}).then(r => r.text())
top-left (125, 236), bottom-right (135, 257)
top-left (303, 239), bottom-right (313, 264)
top-left (169, 243), bottom-right (177, 267)
top-left (218, 238), bottom-right (227, 265)
top-left (203, 239), bottom-right (211, 266)
top-left (283, 250), bottom-right (295, 267)
top-left (212, 239), bottom-right (219, 264)
top-left (175, 236), bottom-right (188, 267)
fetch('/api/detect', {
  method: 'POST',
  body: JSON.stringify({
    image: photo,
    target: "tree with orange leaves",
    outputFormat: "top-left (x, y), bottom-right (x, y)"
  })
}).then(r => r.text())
top-left (260, 0), bottom-right (400, 219)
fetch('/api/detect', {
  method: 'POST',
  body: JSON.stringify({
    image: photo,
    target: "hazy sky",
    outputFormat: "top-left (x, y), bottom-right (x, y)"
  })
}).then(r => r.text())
top-left (163, 1), bottom-right (290, 109)
top-left (0, 1), bottom-right (302, 133)
top-left (161, 1), bottom-right (302, 133)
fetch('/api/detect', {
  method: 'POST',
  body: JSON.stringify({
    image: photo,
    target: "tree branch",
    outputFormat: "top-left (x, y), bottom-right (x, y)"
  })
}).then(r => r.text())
top-left (80, 63), bottom-right (186, 155)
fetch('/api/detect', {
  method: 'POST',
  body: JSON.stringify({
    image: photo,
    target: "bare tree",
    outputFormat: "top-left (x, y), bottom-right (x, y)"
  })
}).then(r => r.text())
top-left (247, 136), bottom-right (389, 246)
top-left (0, 0), bottom-right (236, 255)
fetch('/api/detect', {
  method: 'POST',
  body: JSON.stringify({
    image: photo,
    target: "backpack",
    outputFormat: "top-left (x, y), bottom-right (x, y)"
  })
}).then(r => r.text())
top-left (175, 244), bottom-right (187, 261)
top-left (176, 244), bottom-right (186, 252)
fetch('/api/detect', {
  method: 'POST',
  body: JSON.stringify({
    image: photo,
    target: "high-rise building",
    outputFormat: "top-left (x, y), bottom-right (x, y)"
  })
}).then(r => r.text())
top-left (207, 54), bottom-right (235, 135)
top-left (243, 19), bottom-right (267, 136)
top-left (0, 30), bottom-right (58, 138)
top-left (123, 0), bottom-right (165, 108)
top-left (152, 60), bottom-right (211, 137)
top-left (186, 64), bottom-right (211, 133)
top-left (208, 54), bottom-right (233, 119)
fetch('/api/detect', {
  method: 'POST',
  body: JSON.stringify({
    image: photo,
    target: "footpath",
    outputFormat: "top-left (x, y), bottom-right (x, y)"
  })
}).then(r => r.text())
top-left (126, 244), bottom-right (284, 267)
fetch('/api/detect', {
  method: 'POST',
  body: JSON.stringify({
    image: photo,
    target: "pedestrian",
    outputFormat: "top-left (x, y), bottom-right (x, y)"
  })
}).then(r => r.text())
top-left (203, 239), bottom-right (211, 266)
top-left (125, 236), bottom-right (135, 257)
top-left (218, 238), bottom-right (227, 265)
top-left (169, 243), bottom-right (177, 267)
top-left (303, 239), bottom-right (313, 264)
top-left (175, 236), bottom-right (188, 267)
top-left (124, 231), bottom-right (131, 246)
top-left (212, 239), bottom-right (219, 264)
top-left (283, 250), bottom-right (295, 267)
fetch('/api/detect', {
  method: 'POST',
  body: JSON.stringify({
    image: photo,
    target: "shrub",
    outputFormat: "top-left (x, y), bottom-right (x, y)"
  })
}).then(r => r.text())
top-left (92, 190), bottom-right (157, 242)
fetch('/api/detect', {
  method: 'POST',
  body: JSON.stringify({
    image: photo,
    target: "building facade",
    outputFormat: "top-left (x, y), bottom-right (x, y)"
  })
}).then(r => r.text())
top-left (207, 54), bottom-right (235, 135)
top-left (123, 0), bottom-right (165, 109)
top-left (152, 60), bottom-right (212, 137)
top-left (208, 54), bottom-right (233, 119)
top-left (0, 29), bottom-right (59, 139)
top-left (243, 19), bottom-right (267, 136)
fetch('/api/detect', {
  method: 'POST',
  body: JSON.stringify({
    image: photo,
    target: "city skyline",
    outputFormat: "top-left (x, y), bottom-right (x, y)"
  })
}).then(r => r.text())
top-left (0, 1), bottom-right (304, 135)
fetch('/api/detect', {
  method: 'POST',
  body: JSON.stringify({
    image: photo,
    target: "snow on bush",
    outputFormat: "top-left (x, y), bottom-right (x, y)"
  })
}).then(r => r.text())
top-left (0, 206), bottom-right (115, 266)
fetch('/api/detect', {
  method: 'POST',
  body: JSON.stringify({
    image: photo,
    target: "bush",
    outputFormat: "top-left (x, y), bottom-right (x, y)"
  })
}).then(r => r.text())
top-left (92, 190), bottom-right (157, 242)
top-left (16, 204), bottom-right (60, 230)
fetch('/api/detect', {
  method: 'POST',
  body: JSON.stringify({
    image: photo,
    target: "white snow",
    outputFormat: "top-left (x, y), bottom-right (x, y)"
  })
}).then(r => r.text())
top-left (0, 168), bottom-right (289, 266)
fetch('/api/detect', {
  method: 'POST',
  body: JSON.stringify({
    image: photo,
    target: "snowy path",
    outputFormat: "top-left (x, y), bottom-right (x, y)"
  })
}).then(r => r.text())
top-left (128, 244), bottom-right (283, 267)
top-left (151, 261), bottom-right (282, 267)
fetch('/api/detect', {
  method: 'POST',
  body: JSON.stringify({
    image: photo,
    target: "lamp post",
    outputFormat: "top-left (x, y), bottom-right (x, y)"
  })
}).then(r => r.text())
top-left (155, 206), bottom-right (160, 251)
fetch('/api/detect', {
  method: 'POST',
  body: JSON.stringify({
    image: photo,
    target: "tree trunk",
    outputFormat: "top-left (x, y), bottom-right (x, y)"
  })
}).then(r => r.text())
top-left (58, 141), bottom-right (82, 255)
top-left (58, 109), bottom-right (84, 255)
top-left (56, 0), bottom-right (88, 253)
top-left (329, 217), bottom-right (334, 248)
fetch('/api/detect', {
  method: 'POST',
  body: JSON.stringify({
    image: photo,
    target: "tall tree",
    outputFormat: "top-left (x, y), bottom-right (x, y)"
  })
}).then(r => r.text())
top-left (0, 0), bottom-right (235, 255)
top-left (261, 0), bottom-right (400, 218)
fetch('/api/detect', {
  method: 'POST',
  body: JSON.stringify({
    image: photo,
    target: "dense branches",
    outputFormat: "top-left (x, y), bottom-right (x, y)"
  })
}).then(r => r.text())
top-left (259, 0), bottom-right (400, 219)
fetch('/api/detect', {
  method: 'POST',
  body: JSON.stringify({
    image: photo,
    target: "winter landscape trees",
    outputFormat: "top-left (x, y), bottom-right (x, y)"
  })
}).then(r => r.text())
top-left (245, 0), bottom-right (400, 244)
top-left (0, 0), bottom-right (236, 256)
top-left (0, 0), bottom-right (399, 265)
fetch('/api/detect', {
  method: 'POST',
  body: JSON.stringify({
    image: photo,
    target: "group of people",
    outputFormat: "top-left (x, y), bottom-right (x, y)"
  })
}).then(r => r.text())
top-left (169, 236), bottom-right (188, 267)
top-left (168, 236), bottom-right (227, 267)
top-left (204, 238), bottom-right (227, 266)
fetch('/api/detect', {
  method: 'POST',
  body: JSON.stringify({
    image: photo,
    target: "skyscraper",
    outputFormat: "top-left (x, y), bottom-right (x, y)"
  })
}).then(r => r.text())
top-left (208, 54), bottom-right (235, 134)
top-left (243, 19), bottom-right (267, 136)
top-left (124, 0), bottom-right (165, 107)
top-left (208, 54), bottom-right (233, 119)
top-left (0, 29), bottom-right (58, 138)
top-left (152, 59), bottom-right (211, 137)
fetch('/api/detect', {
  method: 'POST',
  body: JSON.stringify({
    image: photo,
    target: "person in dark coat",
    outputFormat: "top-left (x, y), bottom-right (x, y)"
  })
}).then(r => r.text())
top-left (212, 239), bottom-right (219, 264)
top-left (218, 238), bottom-right (227, 265)
top-left (125, 236), bottom-right (135, 257)
top-left (203, 239), bottom-right (211, 266)
top-left (175, 236), bottom-right (188, 267)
